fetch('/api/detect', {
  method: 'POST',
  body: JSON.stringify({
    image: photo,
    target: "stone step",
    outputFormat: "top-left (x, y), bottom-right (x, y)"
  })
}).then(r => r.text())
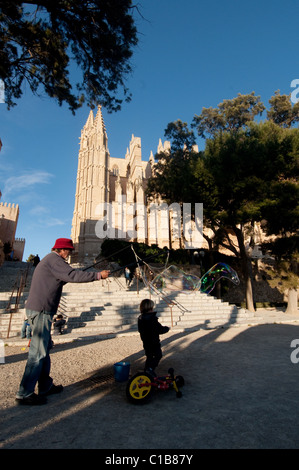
top-left (60, 299), bottom-right (235, 309)
top-left (60, 294), bottom-right (229, 302)
top-left (1, 308), bottom-right (249, 339)
top-left (61, 304), bottom-right (236, 317)
top-left (58, 293), bottom-right (232, 303)
top-left (62, 324), bottom-right (138, 335)
top-left (0, 263), bottom-right (254, 339)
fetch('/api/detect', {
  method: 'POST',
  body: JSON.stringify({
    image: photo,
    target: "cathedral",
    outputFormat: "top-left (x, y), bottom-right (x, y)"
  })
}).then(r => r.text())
top-left (70, 107), bottom-right (269, 265)
top-left (70, 107), bottom-right (197, 264)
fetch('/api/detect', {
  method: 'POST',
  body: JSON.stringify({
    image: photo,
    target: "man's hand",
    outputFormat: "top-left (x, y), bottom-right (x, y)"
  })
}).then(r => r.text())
top-left (100, 270), bottom-right (110, 279)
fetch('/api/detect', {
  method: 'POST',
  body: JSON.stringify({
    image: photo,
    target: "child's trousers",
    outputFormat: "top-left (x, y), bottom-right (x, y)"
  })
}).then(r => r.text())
top-left (144, 346), bottom-right (162, 371)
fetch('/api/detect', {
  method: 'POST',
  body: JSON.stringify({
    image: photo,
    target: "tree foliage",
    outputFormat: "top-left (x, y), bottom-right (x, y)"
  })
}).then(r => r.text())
top-left (146, 120), bottom-right (199, 204)
top-left (147, 92), bottom-right (299, 311)
top-left (192, 92), bottom-right (265, 138)
top-left (100, 239), bottom-right (170, 269)
top-left (26, 253), bottom-right (35, 263)
top-left (0, 0), bottom-right (138, 113)
top-left (267, 90), bottom-right (299, 128)
top-left (202, 121), bottom-right (299, 229)
top-left (261, 236), bottom-right (298, 313)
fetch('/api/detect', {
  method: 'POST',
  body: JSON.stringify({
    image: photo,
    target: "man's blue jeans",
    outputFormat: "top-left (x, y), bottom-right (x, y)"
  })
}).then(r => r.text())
top-left (17, 310), bottom-right (54, 398)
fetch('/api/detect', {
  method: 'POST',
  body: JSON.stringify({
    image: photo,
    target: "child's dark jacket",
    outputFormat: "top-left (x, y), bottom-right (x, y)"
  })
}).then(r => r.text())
top-left (138, 311), bottom-right (169, 350)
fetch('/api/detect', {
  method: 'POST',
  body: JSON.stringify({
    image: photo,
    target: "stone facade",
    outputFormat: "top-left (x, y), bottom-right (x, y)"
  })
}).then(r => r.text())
top-left (13, 238), bottom-right (25, 261)
top-left (70, 107), bottom-right (204, 264)
top-left (0, 202), bottom-right (24, 261)
top-left (0, 202), bottom-right (19, 246)
top-left (70, 107), bottom-right (272, 265)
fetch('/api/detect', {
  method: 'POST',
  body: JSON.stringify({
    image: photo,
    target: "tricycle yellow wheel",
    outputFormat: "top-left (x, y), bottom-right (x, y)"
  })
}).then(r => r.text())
top-left (126, 372), bottom-right (154, 404)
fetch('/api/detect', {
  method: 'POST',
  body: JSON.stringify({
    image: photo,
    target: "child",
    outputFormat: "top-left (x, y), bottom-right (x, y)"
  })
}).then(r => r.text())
top-left (53, 314), bottom-right (66, 335)
top-left (138, 299), bottom-right (170, 375)
top-left (21, 315), bottom-right (32, 339)
top-left (124, 267), bottom-right (131, 286)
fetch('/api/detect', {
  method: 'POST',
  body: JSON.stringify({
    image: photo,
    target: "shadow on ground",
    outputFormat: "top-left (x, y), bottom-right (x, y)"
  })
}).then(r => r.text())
top-left (2, 322), bottom-right (299, 449)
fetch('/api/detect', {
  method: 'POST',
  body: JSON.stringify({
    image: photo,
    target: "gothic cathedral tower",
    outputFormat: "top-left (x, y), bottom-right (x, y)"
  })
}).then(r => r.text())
top-left (71, 106), bottom-right (110, 263)
top-left (70, 106), bottom-right (187, 266)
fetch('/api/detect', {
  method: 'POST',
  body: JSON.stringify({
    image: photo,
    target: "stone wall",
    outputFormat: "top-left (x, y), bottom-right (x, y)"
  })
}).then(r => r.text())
top-left (0, 202), bottom-right (19, 246)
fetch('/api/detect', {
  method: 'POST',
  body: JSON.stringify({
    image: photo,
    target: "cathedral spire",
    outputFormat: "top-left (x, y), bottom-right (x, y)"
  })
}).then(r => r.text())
top-left (84, 109), bottom-right (94, 129)
top-left (94, 105), bottom-right (106, 134)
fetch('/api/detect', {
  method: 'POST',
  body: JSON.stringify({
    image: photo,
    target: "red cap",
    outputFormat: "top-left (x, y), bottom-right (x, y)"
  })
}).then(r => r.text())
top-left (52, 238), bottom-right (74, 250)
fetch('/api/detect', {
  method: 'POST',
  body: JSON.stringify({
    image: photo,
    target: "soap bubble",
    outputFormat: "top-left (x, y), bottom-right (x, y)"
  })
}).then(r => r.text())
top-left (150, 265), bottom-right (201, 293)
top-left (199, 262), bottom-right (240, 294)
top-left (149, 262), bottom-right (239, 295)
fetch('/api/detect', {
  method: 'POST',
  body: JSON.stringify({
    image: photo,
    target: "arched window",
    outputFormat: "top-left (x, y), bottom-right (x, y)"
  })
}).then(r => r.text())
top-left (112, 165), bottom-right (119, 176)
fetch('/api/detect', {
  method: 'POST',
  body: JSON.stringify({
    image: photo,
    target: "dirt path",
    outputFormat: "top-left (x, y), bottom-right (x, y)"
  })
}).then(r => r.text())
top-left (1, 321), bottom-right (299, 450)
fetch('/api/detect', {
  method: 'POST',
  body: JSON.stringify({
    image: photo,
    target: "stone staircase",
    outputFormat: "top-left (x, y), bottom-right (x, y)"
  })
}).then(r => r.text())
top-left (0, 261), bottom-right (34, 339)
top-left (55, 282), bottom-right (253, 336)
top-left (0, 258), bottom-right (255, 340)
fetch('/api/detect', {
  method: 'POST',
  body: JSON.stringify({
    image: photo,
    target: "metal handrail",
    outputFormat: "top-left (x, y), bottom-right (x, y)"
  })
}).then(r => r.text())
top-left (6, 264), bottom-right (31, 338)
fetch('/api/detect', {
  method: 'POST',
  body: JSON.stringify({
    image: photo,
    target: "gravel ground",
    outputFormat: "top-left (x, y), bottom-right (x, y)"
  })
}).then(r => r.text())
top-left (2, 320), bottom-right (299, 450)
top-left (1, 332), bottom-right (145, 410)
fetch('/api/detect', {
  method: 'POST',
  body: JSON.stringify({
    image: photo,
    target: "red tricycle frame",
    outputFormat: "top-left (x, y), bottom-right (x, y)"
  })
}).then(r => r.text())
top-left (126, 367), bottom-right (184, 404)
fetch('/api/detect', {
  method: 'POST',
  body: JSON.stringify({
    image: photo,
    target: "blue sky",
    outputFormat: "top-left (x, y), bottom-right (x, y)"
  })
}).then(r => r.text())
top-left (0, 0), bottom-right (299, 261)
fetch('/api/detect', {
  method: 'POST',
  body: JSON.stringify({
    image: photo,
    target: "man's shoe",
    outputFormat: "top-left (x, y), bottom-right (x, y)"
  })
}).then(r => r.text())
top-left (16, 393), bottom-right (47, 406)
top-left (41, 384), bottom-right (63, 396)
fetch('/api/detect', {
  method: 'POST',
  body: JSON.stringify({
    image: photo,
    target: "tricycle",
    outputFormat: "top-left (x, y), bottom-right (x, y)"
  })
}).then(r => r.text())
top-left (126, 367), bottom-right (184, 404)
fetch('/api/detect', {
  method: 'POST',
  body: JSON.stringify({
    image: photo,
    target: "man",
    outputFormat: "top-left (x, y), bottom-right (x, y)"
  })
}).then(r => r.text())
top-left (16, 238), bottom-right (109, 405)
